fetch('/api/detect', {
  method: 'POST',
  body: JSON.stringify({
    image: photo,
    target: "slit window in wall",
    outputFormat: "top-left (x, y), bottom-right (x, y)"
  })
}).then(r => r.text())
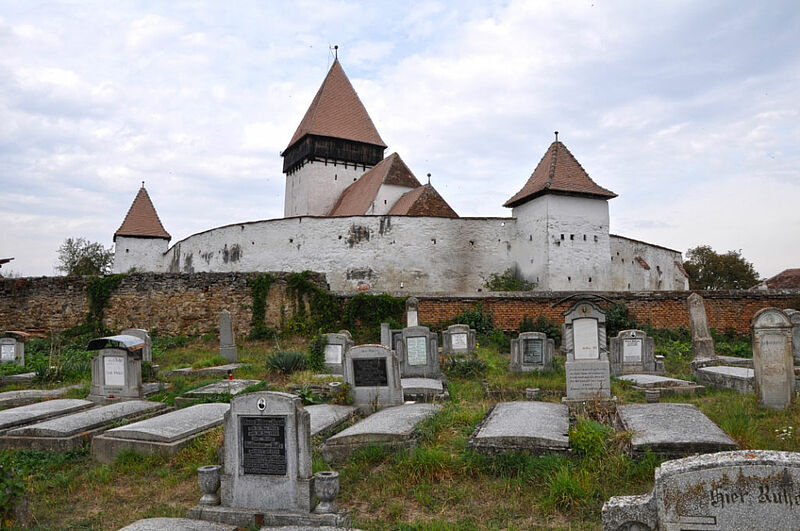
top-left (588, 277), bottom-right (592, 283)
top-left (251, 241), bottom-right (254, 245)
top-left (334, 174), bottom-right (337, 181)
top-left (561, 234), bottom-right (565, 240)
top-left (529, 235), bottom-right (533, 241)
top-left (583, 235), bottom-right (587, 241)
top-left (567, 276), bottom-right (571, 282)
top-left (384, 199), bottom-right (387, 205)
top-left (125, 249), bottom-right (129, 253)
top-left (570, 234), bottom-right (574, 240)
top-left (338, 235), bottom-right (342, 240)
top-left (469, 240), bottom-right (475, 246)
top-left (594, 235), bottom-right (598, 242)
top-left (289, 238), bottom-right (293, 243)
top-left (431, 238), bottom-right (436, 245)
top-left (628, 283), bottom-right (631, 289)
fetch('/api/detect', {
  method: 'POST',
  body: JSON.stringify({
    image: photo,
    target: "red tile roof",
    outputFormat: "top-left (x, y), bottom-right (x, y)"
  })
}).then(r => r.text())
top-left (634, 256), bottom-right (651, 270)
top-left (286, 59), bottom-right (386, 151)
top-left (503, 140), bottom-right (616, 208)
top-left (328, 153), bottom-right (421, 216)
top-left (763, 269), bottom-right (800, 289)
top-left (388, 184), bottom-right (459, 218)
top-left (114, 186), bottom-right (171, 241)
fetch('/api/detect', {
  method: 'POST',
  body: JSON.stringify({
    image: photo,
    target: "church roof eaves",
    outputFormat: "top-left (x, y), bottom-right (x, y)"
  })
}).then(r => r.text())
top-left (286, 59), bottom-right (387, 151)
top-left (503, 140), bottom-right (617, 208)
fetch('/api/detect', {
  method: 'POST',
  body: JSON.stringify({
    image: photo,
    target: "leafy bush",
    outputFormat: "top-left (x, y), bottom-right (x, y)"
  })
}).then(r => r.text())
top-left (605, 303), bottom-right (639, 338)
top-left (485, 329), bottom-right (510, 352)
top-left (296, 384), bottom-right (322, 405)
top-left (443, 357), bottom-right (488, 378)
top-left (519, 315), bottom-right (562, 346)
top-left (266, 350), bottom-right (307, 374)
top-left (569, 418), bottom-right (614, 458)
top-left (307, 333), bottom-right (327, 372)
top-left (328, 382), bottom-right (353, 405)
top-left (484, 268), bottom-right (536, 291)
top-left (451, 303), bottom-right (494, 335)
top-left (0, 453), bottom-right (26, 526)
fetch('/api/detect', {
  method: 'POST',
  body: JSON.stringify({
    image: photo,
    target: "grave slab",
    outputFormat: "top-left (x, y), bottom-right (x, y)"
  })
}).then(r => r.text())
top-left (164, 363), bottom-right (245, 378)
top-left (0, 385), bottom-right (84, 408)
top-left (320, 403), bottom-right (440, 463)
top-left (0, 400), bottom-right (168, 452)
top-left (603, 450), bottom-right (800, 531)
top-left (401, 377), bottom-right (448, 402)
top-left (0, 372), bottom-right (36, 385)
top-left (174, 379), bottom-right (260, 407)
top-left (618, 374), bottom-right (705, 395)
top-left (616, 403), bottom-right (737, 457)
top-left (306, 403), bottom-right (357, 437)
top-left (0, 399), bottom-right (94, 433)
top-left (118, 517), bottom-right (237, 531)
top-left (696, 365), bottom-right (754, 394)
top-left (92, 403), bottom-right (229, 463)
top-left (468, 402), bottom-right (569, 455)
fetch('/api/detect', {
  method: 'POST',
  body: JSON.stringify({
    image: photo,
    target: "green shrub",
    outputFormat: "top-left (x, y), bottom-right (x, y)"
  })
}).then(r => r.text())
top-left (485, 329), bottom-right (510, 352)
top-left (484, 268), bottom-right (536, 291)
top-left (451, 303), bottom-right (494, 335)
top-left (296, 384), bottom-right (322, 405)
top-left (569, 418), bottom-right (614, 458)
top-left (0, 453), bottom-right (26, 526)
top-left (266, 350), bottom-right (307, 374)
top-left (443, 357), bottom-right (488, 378)
top-left (307, 333), bottom-right (327, 372)
top-left (605, 303), bottom-right (639, 338)
top-left (519, 315), bottom-right (562, 346)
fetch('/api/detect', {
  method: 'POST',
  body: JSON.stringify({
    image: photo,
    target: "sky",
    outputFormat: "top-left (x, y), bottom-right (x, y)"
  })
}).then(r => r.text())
top-left (1, 1), bottom-right (799, 279)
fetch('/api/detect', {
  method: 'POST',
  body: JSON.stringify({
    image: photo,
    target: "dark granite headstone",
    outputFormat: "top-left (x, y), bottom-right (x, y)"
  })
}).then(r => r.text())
top-left (241, 416), bottom-right (287, 476)
top-left (353, 358), bottom-right (388, 387)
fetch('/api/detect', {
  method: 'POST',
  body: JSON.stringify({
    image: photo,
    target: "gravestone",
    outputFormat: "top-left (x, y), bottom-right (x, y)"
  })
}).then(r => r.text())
top-left (752, 308), bottom-right (795, 410)
top-left (603, 450), bottom-right (800, 531)
top-left (189, 392), bottom-right (347, 527)
top-left (688, 293), bottom-right (716, 360)
top-left (322, 333), bottom-right (353, 375)
top-left (218, 310), bottom-right (237, 363)
top-left (0, 337), bottom-right (23, 366)
top-left (468, 401), bottom-right (569, 455)
top-left (396, 326), bottom-right (440, 378)
top-left (784, 309), bottom-right (800, 364)
top-left (509, 332), bottom-right (554, 373)
top-left (86, 335), bottom-right (145, 403)
top-left (609, 329), bottom-right (662, 375)
top-left (120, 329), bottom-right (152, 363)
top-left (390, 329), bottom-right (403, 353)
top-left (343, 345), bottom-right (403, 412)
top-left (405, 297), bottom-right (419, 327)
top-left (562, 301), bottom-right (611, 400)
top-left (380, 323), bottom-right (391, 348)
top-left (441, 324), bottom-right (477, 358)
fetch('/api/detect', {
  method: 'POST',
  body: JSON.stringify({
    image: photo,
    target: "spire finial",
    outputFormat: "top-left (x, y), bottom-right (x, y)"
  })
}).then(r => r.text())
top-left (554, 131), bottom-right (559, 142)
top-left (141, 181), bottom-right (145, 189)
top-left (427, 173), bottom-right (431, 185)
top-left (334, 44), bottom-right (338, 60)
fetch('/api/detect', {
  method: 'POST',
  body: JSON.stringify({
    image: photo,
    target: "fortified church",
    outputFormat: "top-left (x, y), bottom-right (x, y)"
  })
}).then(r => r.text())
top-left (113, 59), bottom-right (689, 293)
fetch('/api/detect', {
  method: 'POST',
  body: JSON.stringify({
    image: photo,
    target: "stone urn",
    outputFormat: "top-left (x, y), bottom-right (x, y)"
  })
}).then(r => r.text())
top-left (197, 464), bottom-right (221, 506)
top-left (313, 471), bottom-right (339, 514)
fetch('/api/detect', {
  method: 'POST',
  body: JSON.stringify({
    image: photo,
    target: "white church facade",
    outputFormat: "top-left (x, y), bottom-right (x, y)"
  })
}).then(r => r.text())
top-left (113, 60), bottom-right (689, 293)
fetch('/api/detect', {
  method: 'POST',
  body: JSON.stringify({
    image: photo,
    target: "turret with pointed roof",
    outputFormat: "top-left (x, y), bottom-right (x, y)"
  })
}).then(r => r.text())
top-left (504, 139), bottom-right (616, 208)
top-left (283, 59), bottom-right (388, 217)
top-left (114, 185), bottom-right (170, 241)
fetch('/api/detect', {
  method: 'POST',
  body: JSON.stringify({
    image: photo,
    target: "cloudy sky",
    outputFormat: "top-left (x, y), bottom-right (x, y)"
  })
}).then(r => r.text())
top-left (1, 1), bottom-right (798, 279)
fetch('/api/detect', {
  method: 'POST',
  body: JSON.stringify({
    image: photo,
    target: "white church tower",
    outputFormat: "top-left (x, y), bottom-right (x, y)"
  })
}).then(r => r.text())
top-left (112, 184), bottom-right (171, 273)
top-left (281, 59), bottom-right (387, 217)
top-left (505, 135), bottom-right (617, 291)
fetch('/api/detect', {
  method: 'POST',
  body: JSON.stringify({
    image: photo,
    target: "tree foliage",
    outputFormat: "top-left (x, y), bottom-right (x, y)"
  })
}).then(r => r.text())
top-left (56, 238), bottom-right (114, 276)
top-left (682, 245), bottom-right (760, 290)
top-left (484, 268), bottom-right (536, 291)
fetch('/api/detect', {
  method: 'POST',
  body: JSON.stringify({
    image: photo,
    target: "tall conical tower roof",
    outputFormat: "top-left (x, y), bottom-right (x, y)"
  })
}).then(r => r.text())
top-left (114, 185), bottom-right (171, 241)
top-left (286, 59), bottom-right (386, 151)
top-left (504, 139), bottom-right (616, 208)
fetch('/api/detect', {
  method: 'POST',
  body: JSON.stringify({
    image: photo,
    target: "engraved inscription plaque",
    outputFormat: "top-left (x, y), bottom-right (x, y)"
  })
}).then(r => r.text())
top-left (406, 336), bottom-right (428, 366)
top-left (104, 355), bottom-right (126, 386)
top-left (451, 333), bottom-right (468, 350)
top-left (623, 338), bottom-right (642, 363)
top-left (0, 343), bottom-right (14, 362)
top-left (324, 344), bottom-right (343, 365)
top-left (522, 338), bottom-right (543, 364)
top-left (353, 358), bottom-right (388, 386)
top-left (240, 416), bottom-right (287, 475)
top-left (573, 318), bottom-right (599, 359)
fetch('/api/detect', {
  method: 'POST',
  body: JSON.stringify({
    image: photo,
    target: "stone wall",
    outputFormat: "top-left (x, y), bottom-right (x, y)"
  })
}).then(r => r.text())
top-left (0, 272), bottom-right (328, 336)
top-left (1, 273), bottom-right (797, 336)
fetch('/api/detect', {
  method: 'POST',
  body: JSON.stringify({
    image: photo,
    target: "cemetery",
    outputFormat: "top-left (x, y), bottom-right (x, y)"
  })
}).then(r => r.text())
top-left (0, 287), bottom-right (799, 530)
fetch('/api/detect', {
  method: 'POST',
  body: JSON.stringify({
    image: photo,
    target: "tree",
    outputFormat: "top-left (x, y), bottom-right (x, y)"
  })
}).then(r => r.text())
top-left (55, 237), bottom-right (114, 276)
top-left (682, 245), bottom-right (760, 290)
top-left (484, 268), bottom-right (537, 291)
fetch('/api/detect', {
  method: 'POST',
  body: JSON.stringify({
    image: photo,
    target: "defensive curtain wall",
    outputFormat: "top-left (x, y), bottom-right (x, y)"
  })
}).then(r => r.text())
top-left (1, 272), bottom-right (797, 336)
top-left (114, 215), bottom-right (687, 293)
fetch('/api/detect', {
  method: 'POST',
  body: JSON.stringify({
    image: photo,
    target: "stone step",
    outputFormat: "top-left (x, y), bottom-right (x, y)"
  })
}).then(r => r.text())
top-left (467, 401), bottom-right (569, 455)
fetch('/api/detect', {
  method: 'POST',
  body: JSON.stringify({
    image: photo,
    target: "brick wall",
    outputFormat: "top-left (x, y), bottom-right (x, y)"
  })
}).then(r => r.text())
top-left (0, 272), bottom-right (327, 336)
top-left (1, 273), bottom-right (797, 337)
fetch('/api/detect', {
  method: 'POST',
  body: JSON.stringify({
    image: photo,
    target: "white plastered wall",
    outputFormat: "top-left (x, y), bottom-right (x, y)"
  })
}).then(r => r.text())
top-left (284, 160), bottom-right (368, 217)
top-left (113, 236), bottom-right (170, 273)
top-left (367, 184), bottom-right (415, 215)
top-left (609, 236), bottom-right (689, 291)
